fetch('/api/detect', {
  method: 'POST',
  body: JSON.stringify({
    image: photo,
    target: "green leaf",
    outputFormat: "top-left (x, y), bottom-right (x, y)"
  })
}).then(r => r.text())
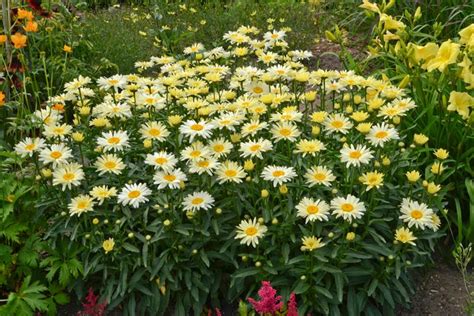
top-left (334, 274), bottom-right (344, 303)
top-left (123, 242), bottom-right (140, 253)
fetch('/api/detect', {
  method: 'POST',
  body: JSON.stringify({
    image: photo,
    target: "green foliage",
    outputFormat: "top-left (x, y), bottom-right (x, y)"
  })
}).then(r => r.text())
top-left (0, 276), bottom-right (49, 316)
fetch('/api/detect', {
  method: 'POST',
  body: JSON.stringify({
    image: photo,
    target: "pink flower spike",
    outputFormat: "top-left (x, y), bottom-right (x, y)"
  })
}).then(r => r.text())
top-left (287, 292), bottom-right (298, 316)
top-left (247, 281), bottom-right (283, 314)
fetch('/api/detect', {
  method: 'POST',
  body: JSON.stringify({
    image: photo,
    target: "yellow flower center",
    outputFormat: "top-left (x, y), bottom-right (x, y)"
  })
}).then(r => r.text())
top-left (149, 128), bottom-right (161, 137)
top-left (245, 226), bottom-right (258, 236)
top-left (108, 137), bottom-right (121, 144)
top-left (190, 124), bottom-right (204, 131)
top-left (191, 197), bottom-right (204, 205)
top-left (104, 161), bottom-right (117, 169)
top-left (225, 170), bottom-right (237, 177)
top-left (128, 190), bottom-right (141, 199)
top-left (53, 127), bottom-right (65, 134)
top-left (349, 151), bottom-right (362, 159)
top-left (272, 170), bottom-right (285, 177)
top-left (155, 157), bottom-right (168, 165)
top-left (331, 120), bottom-right (344, 128)
top-left (63, 173), bottom-right (75, 181)
top-left (25, 144), bottom-right (36, 151)
top-left (313, 173), bottom-right (326, 181)
top-left (279, 128), bottom-right (291, 137)
top-left (198, 160), bottom-right (210, 168)
top-left (253, 86), bottom-right (263, 94)
top-left (164, 174), bottom-right (177, 182)
top-left (77, 201), bottom-right (88, 209)
top-left (341, 203), bottom-right (354, 212)
top-left (375, 131), bottom-right (388, 139)
top-left (50, 151), bottom-right (62, 159)
top-left (190, 150), bottom-right (201, 157)
top-left (250, 144), bottom-right (261, 152)
top-left (307, 205), bottom-right (319, 214)
top-left (213, 144), bottom-right (224, 152)
top-left (411, 210), bottom-right (423, 219)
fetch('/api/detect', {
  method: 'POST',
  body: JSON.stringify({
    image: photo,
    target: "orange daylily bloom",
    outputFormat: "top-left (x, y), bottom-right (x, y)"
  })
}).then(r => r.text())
top-left (63, 45), bottom-right (73, 53)
top-left (17, 9), bottom-right (34, 21)
top-left (24, 21), bottom-right (38, 32)
top-left (0, 92), bottom-right (5, 107)
top-left (11, 33), bottom-right (27, 49)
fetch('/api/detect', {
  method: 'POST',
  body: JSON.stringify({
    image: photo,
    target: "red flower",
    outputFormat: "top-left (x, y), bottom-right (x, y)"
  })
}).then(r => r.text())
top-left (248, 281), bottom-right (283, 314)
top-left (77, 288), bottom-right (107, 316)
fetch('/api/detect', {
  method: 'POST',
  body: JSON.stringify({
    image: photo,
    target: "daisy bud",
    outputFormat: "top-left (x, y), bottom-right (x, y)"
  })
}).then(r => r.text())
top-left (104, 219), bottom-right (109, 224)
top-left (85, 234), bottom-right (90, 239)
top-left (414, 133), bottom-right (429, 145)
top-left (79, 106), bottom-right (91, 116)
top-left (434, 148), bottom-right (449, 160)
top-left (279, 185), bottom-right (288, 194)
top-left (260, 94), bottom-right (273, 104)
top-left (379, 256), bottom-right (385, 262)
top-left (258, 217), bottom-right (264, 224)
top-left (311, 125), bottom-right (320, 135)
top-left (346, 232), bottom-right (356, 241)
top-left (406, 170), bottom-right (420, 182)
top-left (143, 139), bottom-right (152, 148)
top-left (215, 208), bottom-right (222, 215)
top-left (374, 161), bottom-right (381, 167)
top-left (261, 189), bottom-right (269, 198)
top-left (168, 115), bottom-right (183, 126)
top-left (41, 168), bottom-right (52, 177)
top-left (246, 176), bottom-right (252, 182)
top-left (61, 211), bottom-right (67, 216)
top-left (272, 218), bottom-right (278, 225)
top-left (72, 132), bottom-right (85, 142)
top-left (305, 91), bottom-right (317, 102)
top-left (145, 235), bottom-right (151, 241)
top-left (128, 232), bottom-right (134, 238)
top-left (331, 188), bottom-right (338, 194)
top-left (255, 261), bottom-right (262, 267)
top-left (300, 275), bottom-right (306, 280)
top-left (186, 211), bottom-right (194, 219)
top-left (244, 160), bottom-right (255, 171)
top-left (192, 249), bottom-right (198, 255)
top-left (163, 219), bottom-right (171, 226)
top-left (392, 116), bottom-right (400, 125)
top-left (35, 175), bottom-right (41, 180)
top-left (115, 220), bottom-right (121, 224)
top-left (242, 256), bottom-right (248, 262)
top-left (230, 133), bottom-right (241, 143)
top-left (92, 218), bottom-right (99, 225)
top-left (328, 232), bottom-right (334, 238)
top-left (382, 157), bottom-right (391, 166)
top-left (345, 106), bottom-right (353, 114)
top-left (343, 94), bottom-right (350, 102)
top-left (334, 103), bottom-right (340, 110)
top-left (354, 95), bottom-right (362, 104)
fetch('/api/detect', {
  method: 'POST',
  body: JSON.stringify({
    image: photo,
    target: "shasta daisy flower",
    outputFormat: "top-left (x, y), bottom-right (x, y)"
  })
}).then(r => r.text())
top-left (89, 185), bottom-right (117, 205)
top-left (366, 122), bottom-right (399, 147)
top-left (95, 154), bottom-right (126, 175)
top-left (179, 119), bottom-right (215, 142)
top-left (216, 161), bottom-right (247, 184)
top-left (296, 197), bottom-right (330, 223)
top-left (182, 191), bottom-right (215, 212)
top-left (15, 137), bottom-right (46, 157)
top-left (395, 227), bottom-right (417, 245)
top-left (208, 137), bottom-right (233, 158)
top-left (145, 152), bottom-right (178, 171)
top-left (189, 157), bottom-right (220, 175)
top-left (323, 114), bottom-right (353, 134)
top-left (301, 236), bottom-right (325, 251)
top-left (235, 218), bottom-right (267, 247)
top-left (117, 183), bottom-right (152, 208)
top-left (294, 139), bottom-right (326, 157)
top-left (43, 123), bottom-right (73, 139)
top-left (399, 198), bottom-right (433, 229)
top-left (331, 195), bottom-right (366, 222)
top-left (139, 121), bottom-right (170, 141)
top-left (271, 122), bottom-right (301, 142)
top-left (68, 194), bottom-right (95, 216)
top-left (97, 130), bottom-right (130, 152)
top-left (181, 142), bottom-right (211, 162)
top-left (340, 144), bottom-right (374, 168)
top-left (261, 165), bottom-right (297, 187)
top-left (359, 171), bottom-right (384, 191)
top-left (239, 138), bottom-right (273, 159)
top-left (52, 163), bottom-right (85, 191)
top-left (304, 166), bottom-right (336, 187)
top-left (241, 119), bottom-right (268, 138)
top-left (153, 168), bottom-right (187, 189)
top-left (39, 144), bottom-right (72, 167)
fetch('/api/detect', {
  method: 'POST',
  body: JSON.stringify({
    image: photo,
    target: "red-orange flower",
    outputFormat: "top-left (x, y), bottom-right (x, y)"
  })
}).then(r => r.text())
top-left (0, 92), bottom-right (6, 107)
top-left (17, 8), bottom-right (34, 20)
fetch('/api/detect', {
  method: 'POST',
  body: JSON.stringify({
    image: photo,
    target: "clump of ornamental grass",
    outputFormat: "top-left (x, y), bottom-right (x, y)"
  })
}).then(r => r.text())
top-left (16, 25), bottom-right (447, 314)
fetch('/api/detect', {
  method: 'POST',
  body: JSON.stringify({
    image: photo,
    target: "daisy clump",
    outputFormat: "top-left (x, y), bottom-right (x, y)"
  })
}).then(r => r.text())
top-left (17, 24), bottom-right (447, 315)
